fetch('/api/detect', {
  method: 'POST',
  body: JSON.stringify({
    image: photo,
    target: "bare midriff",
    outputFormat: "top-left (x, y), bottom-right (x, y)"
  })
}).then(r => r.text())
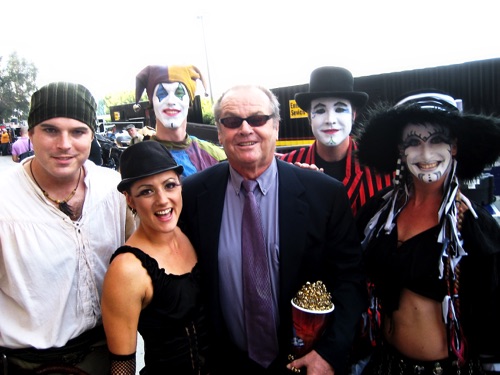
top-left (384, 288), bottom-right (448, 360)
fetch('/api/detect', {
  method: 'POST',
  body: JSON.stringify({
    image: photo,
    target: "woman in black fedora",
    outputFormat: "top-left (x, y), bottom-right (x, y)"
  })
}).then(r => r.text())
top-left (280, 66), bottom-right (392, 216)
top-left (355, 91), bottom-right (500, 374)
top-left (101, 141), bottom-right (209, 375)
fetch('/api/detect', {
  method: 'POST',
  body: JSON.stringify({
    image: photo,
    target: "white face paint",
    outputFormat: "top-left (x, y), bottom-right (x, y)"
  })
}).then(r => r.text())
top-left (153, 82), bottom-right (190, 129)
top-left (310, 97), bottom-right (353, 147)
top-left (401, 123), bottom-right (454, 184)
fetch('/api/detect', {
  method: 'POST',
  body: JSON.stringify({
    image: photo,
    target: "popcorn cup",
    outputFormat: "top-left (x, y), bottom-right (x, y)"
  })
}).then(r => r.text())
top-left (291, 299), bottom-right (334, 358)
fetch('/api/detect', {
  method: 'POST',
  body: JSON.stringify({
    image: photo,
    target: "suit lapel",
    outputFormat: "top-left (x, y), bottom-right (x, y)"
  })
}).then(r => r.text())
top-left (196, 164), bottom-right (229, 260)
top-left (276, 160), bottom-right (309, 302)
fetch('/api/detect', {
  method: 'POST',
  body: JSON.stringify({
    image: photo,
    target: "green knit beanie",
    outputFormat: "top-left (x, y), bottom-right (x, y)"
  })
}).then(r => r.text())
top-left (28, 82), bottom-right (97, 131)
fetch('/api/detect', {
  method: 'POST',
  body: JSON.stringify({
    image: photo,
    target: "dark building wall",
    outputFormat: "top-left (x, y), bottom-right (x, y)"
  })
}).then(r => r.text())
top-left (355, 58), bottom-right (500, 120)
top-left (270, 83), bottom-right (313, 144)
top-left (272, 58), bottom-right (500, 144)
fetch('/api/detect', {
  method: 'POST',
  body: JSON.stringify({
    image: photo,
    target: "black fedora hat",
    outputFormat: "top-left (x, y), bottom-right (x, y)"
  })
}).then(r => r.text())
top-left (117, 141), bottom-right (184, 192)
top-left (294, 66), bottom-right (369, 112)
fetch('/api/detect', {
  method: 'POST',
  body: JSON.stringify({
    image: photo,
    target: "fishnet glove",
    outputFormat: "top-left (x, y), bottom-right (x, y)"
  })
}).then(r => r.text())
top-left (110, 352), bottom-right (136, 375)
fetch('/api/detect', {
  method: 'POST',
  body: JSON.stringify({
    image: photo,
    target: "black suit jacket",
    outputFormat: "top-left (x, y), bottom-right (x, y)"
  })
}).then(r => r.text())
top-left (180, 159), bottom-right (367, 374)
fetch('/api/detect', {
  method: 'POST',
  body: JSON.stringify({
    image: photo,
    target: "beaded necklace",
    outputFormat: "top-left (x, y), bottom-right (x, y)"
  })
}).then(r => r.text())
top-left (30, 160), bottom-right (82, 218)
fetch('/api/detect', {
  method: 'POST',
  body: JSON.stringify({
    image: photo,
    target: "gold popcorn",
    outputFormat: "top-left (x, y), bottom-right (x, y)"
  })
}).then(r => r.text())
top-left (292, 281), bottom-right (333, 311)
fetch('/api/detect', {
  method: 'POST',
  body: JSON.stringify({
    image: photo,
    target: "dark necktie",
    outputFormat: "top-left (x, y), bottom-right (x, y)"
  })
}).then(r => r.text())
top-left (241, 179), bottom-right (279, 368)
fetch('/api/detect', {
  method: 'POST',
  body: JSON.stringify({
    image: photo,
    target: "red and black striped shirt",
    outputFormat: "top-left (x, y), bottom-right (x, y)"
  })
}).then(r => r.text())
top-left (279, 138), bottom-right (393, 216)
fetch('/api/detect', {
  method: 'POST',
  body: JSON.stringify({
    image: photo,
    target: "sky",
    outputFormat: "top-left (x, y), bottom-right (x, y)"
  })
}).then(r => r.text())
top-left (2, 0), bottom-right (499, 102)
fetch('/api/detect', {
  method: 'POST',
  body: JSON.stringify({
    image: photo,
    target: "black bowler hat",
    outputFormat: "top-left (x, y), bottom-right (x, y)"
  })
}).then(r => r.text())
top-left (117, 141), bottom-right (184, 192)
top-left (295, 66), bottom-right (368, 112)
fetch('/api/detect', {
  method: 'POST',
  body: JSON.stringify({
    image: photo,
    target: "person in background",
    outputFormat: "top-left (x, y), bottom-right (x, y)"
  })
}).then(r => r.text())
top-left (355, 91), bottom-right (500, 374)
top-left (180, 84), bottom-right (366, 374)
top-left (102, 141), bottom-right (209, 375)
top-left (138, 125), bottom-right (156, 141)
top-left (11, 124), bottom-right (33, 162)
top-left (125, 123), bottom-right (144, 145)
top-left (280, 66), bottom-right (392, 216)
top-left (134, 64), bottom-right (226, 177)
top-left (107, 124), bottom-right (117, 142)
top-left (0, 82), bottom-right (135, 375)
top-left (89, 136), bottom-right (103, 165)
top-left (1, 127), bottom-right (11, 156)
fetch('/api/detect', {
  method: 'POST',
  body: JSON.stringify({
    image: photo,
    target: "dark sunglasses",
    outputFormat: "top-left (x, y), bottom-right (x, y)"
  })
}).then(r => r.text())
top-left (219, 115), bottom-right (272, 129)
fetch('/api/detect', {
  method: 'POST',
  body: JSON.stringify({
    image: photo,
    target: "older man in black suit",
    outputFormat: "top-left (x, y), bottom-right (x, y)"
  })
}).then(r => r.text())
top-left (180, 84), bottom-right (366, 375)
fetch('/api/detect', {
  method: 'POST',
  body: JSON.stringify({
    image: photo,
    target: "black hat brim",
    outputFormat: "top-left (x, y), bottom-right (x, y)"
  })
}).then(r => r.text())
top-left (117, 164), bottom-right (184, 193)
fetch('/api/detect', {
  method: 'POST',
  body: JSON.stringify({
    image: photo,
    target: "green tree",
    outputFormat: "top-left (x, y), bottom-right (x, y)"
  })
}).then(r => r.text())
top-left (102, 90), bottom-right (141, 115)
top-left (96, 99), bottom-right (107, 117)
top-left (201, 97), bottom-right (214, 125)
top-left (0, 52), bottom-right (38, 123)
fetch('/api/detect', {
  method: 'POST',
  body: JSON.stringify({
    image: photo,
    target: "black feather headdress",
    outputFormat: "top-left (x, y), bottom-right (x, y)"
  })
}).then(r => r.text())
top-left (356, 92), bottom-right (500, 182)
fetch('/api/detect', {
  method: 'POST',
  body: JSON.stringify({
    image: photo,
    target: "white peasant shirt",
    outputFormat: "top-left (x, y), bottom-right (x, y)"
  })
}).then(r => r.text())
top-left (0, 159), bottom-right (132, 349)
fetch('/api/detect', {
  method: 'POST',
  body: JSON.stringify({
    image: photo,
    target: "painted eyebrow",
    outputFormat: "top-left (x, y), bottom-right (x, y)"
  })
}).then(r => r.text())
top-left (312, 101), bottom-right (349, 109)
top-left (404, 127), bottom-right (447, 141)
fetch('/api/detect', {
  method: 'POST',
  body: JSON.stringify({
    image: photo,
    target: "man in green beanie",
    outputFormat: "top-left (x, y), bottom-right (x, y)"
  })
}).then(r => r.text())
top-left (0, 82), bottom-right (135, 375)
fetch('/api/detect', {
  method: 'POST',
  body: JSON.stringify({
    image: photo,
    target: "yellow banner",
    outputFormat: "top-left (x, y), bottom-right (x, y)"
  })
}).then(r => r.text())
top-left (289, 100), bottom-right (308, 119)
